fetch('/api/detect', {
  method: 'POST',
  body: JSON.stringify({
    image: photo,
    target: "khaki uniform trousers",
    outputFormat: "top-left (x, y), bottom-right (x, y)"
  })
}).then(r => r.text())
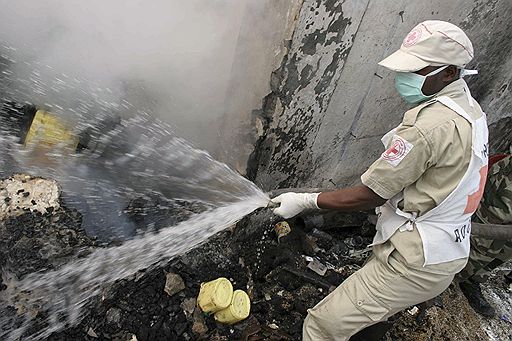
top-left (303, 250), bottom-right (454, 341)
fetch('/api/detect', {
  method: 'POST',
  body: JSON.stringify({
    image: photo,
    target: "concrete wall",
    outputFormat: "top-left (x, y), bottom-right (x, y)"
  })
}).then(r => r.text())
top-left (217, 0), bottom-right (303, 173)
top-left (249, 0), bottom-right (512, 191)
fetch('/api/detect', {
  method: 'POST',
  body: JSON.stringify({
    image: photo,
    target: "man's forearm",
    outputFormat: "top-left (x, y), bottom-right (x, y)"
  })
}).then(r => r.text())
top-left (317, 185), bottom-right (386, 212)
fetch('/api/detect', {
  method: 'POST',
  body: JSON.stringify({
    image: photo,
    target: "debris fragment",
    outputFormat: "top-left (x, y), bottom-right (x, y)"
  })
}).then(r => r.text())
top-left (282, 267), bottom-right (334, 291)
top-left (307, 258), bottom-right (327, 276)
top-left (303, 255), bottom-right (314, 262)
top-left (274, 221), bottom-right (291, 242)
top-left (208, 331), bottom-right (229, 341)
top-left (305, 235), bottom-right (322, 253)
top-left (407, 306), bottom-right (419, 316)
top-left (87, 327), bottom-right (98, 338)
top-left (310, 228), bottom-right (332, 241)
top-left (164, 272), bottom-right (185, 297)
top-left (349, 247), bottom-right (372, 260)
top-left (240, 316), bottom-right (261, 341)
top-left (105, 307), bottom-right (122, 326)
top-left (181, 298), bottom-right (197, 318)
top-left (191, 308), bottom-right (208, 335)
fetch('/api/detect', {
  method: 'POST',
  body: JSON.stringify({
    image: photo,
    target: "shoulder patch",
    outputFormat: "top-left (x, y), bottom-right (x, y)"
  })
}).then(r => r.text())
top-left (381, 135), bottom-right (414, 167)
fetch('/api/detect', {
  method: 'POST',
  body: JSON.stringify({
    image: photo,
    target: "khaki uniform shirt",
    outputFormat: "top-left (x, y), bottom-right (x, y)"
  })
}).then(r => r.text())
top-left (361, 79), bottom-right (485, 274)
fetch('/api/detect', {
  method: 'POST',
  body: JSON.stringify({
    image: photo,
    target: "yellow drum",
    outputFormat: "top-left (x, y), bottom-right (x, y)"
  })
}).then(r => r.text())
top-left (214, 290), bottom-right (251, 324)
top-left (24, 110), bottom-right (78, 150)
top-left (197, 277), bottom-right (233, 313)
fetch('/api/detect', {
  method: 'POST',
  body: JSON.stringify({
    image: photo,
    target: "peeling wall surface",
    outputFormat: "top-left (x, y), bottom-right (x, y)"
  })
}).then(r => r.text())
top-left (250, 0), bottom-right (512, 191)
top-left (217, 0), bottom-right (303, 173)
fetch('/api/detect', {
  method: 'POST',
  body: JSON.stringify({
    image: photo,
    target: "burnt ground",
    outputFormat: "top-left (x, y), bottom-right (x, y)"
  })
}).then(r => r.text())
top-left (1, 198), bottom-right (511, 340)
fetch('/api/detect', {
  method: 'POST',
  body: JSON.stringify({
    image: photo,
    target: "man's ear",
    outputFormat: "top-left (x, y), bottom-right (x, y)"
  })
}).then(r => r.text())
top-left (443, 65), bottom-right (459, 82)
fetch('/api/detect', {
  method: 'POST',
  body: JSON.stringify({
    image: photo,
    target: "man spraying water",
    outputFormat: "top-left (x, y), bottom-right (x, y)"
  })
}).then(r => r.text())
top-left (271, 20), bottom-right (488, 340)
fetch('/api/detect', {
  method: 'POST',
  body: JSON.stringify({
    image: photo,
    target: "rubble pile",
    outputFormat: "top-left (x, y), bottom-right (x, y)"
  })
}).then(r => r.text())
top-left (1, 176), bottom-right (511, 340)
top-left (45, 209), bottom-right (375, 340)
top-left (0, 175), bottom-right (96, 279)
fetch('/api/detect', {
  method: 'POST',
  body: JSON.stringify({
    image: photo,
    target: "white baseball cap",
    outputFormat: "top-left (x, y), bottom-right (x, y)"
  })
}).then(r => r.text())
top-left (379, 20), bottom-right (474, 72)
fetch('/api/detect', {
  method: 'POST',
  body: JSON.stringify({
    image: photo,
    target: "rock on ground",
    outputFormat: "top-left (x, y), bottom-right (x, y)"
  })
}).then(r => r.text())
top-left (0, 174), bottom-right (60, 220)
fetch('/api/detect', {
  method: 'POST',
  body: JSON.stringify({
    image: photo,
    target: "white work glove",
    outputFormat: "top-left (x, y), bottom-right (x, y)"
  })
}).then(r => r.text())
top-left (271, 192), bottom-right (320, 219)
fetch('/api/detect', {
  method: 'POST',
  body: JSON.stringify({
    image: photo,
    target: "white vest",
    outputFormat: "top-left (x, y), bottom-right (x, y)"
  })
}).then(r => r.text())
top-left (371, 96), bottom-right (489, 266)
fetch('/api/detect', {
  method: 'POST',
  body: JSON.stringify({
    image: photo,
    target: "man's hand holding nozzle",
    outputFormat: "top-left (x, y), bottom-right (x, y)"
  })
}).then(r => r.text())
top-left (270, 192), bottom-right (321, 219)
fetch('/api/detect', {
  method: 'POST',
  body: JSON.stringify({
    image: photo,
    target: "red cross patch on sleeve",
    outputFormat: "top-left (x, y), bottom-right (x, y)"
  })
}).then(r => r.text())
top-left (381, 135), bottom-right (414, 167)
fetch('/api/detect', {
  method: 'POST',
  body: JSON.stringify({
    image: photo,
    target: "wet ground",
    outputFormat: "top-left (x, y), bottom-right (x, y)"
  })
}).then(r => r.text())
top-left (1, 177), bottom-right (511, 340)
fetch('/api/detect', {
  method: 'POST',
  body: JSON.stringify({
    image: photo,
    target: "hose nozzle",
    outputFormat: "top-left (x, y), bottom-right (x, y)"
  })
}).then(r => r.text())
top-left (266, 200), bottom-right (280, 209)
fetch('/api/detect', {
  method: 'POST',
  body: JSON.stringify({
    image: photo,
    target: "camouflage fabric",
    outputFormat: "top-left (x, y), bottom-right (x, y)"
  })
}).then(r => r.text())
top-left (458, 236), bottom-right (512, 283)
top-left (475, 153), bottom-right (512, 225)
top-left (458, 153), bottom-right (512, 283)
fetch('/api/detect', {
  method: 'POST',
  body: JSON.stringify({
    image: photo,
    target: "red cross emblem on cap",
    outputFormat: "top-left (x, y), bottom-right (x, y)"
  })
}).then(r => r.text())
top-left (403, 28), bottom-right (422, 47)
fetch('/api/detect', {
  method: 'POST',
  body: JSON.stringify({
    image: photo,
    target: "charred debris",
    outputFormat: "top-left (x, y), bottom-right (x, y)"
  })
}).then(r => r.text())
top-left (0, 176), bottom-right (510, 341)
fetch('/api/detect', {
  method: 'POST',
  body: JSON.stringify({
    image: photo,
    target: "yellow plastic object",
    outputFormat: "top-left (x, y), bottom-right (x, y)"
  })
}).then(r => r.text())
top-left (197, 277), bottom-right (233, 313)
top-left (24, 110), bottom-right (78, 150)
top-left (214, 290), bottom-right (251, 324)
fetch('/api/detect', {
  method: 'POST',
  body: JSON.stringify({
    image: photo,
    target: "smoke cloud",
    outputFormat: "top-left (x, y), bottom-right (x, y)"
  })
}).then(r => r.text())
top-left (0, 0), bottom-right (249, 151)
